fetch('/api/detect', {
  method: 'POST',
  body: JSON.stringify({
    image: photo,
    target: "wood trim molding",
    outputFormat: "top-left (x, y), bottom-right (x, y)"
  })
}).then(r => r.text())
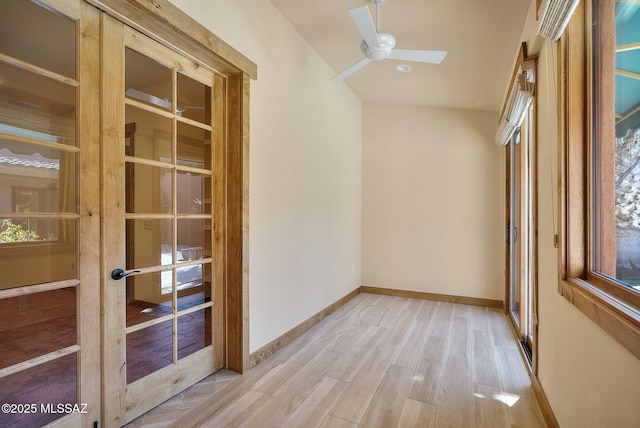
top-left (249, 286), bottom-right (506, 369)
top-left (249, 287), bottom-right (362, 368)
top-left (558, 0), bottom-right (640, 359)
top-left (499, 284), bottom-right (560, 428)
top-left (559, 0), bottom-right (586, 279)
top-left (593, 0), bottom-right (617, 277)
top-left (225, 72), bottom-right (251, 373)
top-left (246, 285), bottom-right (559, 424)
top-left (78, 4), bottom-right (102, 425)
top-left (559, 279), bottom-right (640, 359)
top-left (100, 12), bottom-right (127, 426)
top-left (531, 367), bottom-right (561, 428)
top-left (87, 0), bottom-right (257, 79)
top-left (249, 286), bottom-right (508, 368)
top-left (361, 286), bottom-right (504, 309)
top-left (499, 42), bottom-right (529, 120)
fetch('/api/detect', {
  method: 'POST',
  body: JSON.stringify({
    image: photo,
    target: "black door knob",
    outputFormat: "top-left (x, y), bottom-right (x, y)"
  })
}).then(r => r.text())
top-left (111, 268), bottom-right (140, 280)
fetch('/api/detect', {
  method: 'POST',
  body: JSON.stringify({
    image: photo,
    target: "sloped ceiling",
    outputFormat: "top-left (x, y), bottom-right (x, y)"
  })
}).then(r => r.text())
top-left (615, 1), bottom-right (640, 120)
top-left (270, 0), bottom-right (532, 111)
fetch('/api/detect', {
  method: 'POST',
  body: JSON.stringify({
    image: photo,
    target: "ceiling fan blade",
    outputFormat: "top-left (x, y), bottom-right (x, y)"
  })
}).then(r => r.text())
top-left (330, 57), bottom-right (372, 81)
top-left (348, 6), bottom-right (380, 49)
top-left (125, 88), bottom-right (172, 109)
top-left (388, 49), bottom-right (447, 64)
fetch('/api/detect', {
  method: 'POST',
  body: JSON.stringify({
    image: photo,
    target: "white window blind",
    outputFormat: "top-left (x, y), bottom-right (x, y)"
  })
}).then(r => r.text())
top-left (495, 71), bottom-right (535, 146)
top-left (537, 0), bottom-right (581, 41)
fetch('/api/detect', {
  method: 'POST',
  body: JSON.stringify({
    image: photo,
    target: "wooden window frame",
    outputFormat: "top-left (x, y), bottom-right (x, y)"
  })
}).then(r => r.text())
top-left (559, 0), bottom-right (640, 359)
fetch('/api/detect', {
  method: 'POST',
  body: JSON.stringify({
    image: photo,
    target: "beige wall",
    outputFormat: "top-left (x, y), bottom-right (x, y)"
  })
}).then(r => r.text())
top-left (512, 2), bottom-right (640, 427)
top-left (168, 0), bottom-right (362, 353)
top-left (166, 1), bottom-right (640, 425)
top-left (362, 102), bottom-right (503, 300)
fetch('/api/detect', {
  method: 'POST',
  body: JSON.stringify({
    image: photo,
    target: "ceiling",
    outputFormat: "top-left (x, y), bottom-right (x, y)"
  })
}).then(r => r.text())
top-left (615, 1), bottom-right (640, 120)
top-left (270, 0), bottom-right (532, 112)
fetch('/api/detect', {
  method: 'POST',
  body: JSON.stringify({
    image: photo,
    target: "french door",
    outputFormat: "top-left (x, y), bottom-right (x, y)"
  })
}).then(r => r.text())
top-left (0, 0), bottom-right (101, 426)
top-left (1, 1), bottom-right (240, 425)
top-left (101, 18), bottom-right (225, 424)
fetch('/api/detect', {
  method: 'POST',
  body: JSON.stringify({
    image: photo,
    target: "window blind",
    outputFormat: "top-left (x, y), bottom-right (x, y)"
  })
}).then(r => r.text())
top-left (537, 0), bottom-right (581, 41)
top-left (495, 72), bottom-right (535, 146)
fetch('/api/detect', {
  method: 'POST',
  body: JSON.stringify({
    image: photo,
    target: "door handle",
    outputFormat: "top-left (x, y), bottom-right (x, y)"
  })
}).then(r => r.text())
top-left (111, 268), bottom-right (140, 281)
top-left (505, 222), bottom-right (519, 244)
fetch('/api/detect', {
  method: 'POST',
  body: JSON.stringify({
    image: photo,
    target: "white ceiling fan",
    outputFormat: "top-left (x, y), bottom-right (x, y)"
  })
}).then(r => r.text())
top-left (125, 88), bottom-right (205, 115)
top-left (331, 0), bottom-right (447, 81)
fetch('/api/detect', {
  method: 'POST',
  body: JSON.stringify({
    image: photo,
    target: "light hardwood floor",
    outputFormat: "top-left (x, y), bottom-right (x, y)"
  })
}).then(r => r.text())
top-left (125, 293), bottom-right (546, 428)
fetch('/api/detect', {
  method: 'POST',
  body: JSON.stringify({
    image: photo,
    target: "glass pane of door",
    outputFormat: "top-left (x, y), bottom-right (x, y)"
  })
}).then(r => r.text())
top-left (507, 107), bottom-right (536, 366)
top-left (509, 130), bottom-right (522, 327)
top-left (123, 43), bottom-right (214, 385)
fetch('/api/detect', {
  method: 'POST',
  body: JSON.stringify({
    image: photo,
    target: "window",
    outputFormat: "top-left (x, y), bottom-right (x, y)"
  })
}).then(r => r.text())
top-left (592, 0), bottom-right (640, 296)
top-left (561, 0), bottom-right (640, 358)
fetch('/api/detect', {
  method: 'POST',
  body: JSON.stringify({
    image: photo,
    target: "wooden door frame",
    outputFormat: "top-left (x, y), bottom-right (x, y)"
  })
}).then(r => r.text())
top-left (501, 43), bottom-right (539, 377)
top-left (96, 0), bottom-right (253, 424)
top-left (503, 86), bottom-right (539, 379)
top-left (503, 43), bottom-right (528, 319)
top-left (76, 2), bottom-right (102, 425)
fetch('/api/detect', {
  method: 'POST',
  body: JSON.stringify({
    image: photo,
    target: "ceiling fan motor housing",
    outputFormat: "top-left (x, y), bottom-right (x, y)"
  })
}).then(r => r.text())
top-left (360, 32), bottom-right (395, 61)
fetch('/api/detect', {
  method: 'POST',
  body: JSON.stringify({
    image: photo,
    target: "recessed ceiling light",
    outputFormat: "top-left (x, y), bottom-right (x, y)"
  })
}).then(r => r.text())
top-left (475, 101), bottom-right (487, 107)
top-left (396, 64), bottom-right (412, 73)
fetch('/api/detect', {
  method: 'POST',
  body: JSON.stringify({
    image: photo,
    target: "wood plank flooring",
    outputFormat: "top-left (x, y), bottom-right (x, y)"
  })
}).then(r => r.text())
top-left (125, 293), bottom-right (546, 428)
